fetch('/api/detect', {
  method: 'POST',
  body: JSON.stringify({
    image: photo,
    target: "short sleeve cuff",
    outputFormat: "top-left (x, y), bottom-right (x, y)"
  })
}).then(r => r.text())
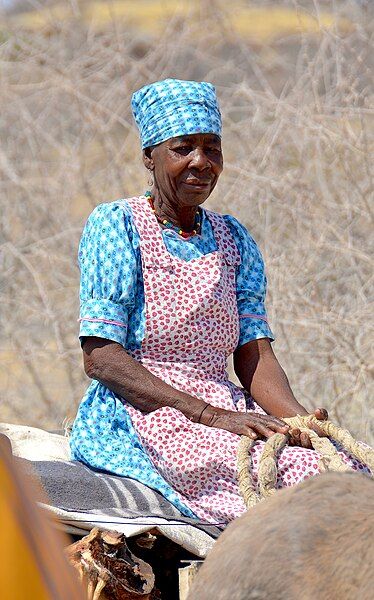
top-left (79, 298), bottom-right (129, 347)
top-left (238, 315), bottom-right (275, 347)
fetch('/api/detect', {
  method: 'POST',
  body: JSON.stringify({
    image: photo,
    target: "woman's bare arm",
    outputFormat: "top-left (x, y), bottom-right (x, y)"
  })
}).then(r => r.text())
top-left (233, 337), bottom-right (328, 446)
top-left (83, 337), bottom-right (207, 422)
top-left (82, 336), bottom-right (289, 439)
top-left (233, 338), bottom-right (308, 418)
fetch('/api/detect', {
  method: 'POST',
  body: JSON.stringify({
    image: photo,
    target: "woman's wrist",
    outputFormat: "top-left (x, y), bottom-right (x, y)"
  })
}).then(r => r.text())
top-left (272, 400), bottom-right (309, 419)
top-left (198, 404), bottom-right (226, 427)
top-left (197, 404), bottom-right (211, 424)
top-left (187, 403), bottom-right (209, 423)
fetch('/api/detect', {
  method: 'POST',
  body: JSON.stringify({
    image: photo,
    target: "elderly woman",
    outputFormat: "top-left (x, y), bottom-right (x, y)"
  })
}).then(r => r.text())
top-left (70, 79), bottom-right (364, 523)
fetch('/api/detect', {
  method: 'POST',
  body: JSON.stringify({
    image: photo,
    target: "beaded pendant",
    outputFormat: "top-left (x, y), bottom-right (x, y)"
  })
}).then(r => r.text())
top-left (145, 191), bottom-right (201, 238)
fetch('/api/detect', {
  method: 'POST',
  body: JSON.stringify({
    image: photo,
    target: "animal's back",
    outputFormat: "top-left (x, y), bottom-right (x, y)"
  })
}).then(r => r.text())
top-left (188, 472), bottom-right (374, 600)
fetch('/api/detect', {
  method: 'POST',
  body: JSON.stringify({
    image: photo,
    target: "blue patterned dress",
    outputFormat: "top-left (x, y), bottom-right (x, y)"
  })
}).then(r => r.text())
top-left (70, 199), bottom-right (273, 517)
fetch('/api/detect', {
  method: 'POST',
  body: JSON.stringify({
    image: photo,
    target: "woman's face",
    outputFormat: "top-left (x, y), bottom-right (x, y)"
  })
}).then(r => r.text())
top-left (143, 133), bottom-right (223, 208)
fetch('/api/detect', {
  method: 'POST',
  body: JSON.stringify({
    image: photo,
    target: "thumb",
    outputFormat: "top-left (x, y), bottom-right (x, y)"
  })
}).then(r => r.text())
top-left (314, 407), bottom-right (328, 421)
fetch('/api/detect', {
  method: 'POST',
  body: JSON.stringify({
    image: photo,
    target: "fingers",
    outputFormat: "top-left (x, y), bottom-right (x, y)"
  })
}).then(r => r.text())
top-left (245, 414), bottom-right (289, 439)
top-left (314, 407), bottom-right (328, 421)
top-left (265, 416), bottom-right (289, 432)
top-left (289, 427), bottom-right (301, 447)
top-left (243, 427), bottom-right (258, 440)
top-left (228, 412), bottom-right (290, 441)
top-left (254, 414), bottom-right (289, 434)
top-left (309, 422), bottom-right (327, 437)
top-left (308, 408), bottom-right (328, 437)
top-left (252, 421), bottom-right (278, 439)
top-left (289, 427), bottom-right (314, 448)
top-left (245, 419), bottom-right (313, 447)
top-left (242, 421), bottom-right (272, 439)
top-left (300, 431), bottom-right (313, 449)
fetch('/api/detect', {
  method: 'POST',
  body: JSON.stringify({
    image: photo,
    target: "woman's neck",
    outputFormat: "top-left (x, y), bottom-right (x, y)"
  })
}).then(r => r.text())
top-left (151, 189), bottom-right (198, 232)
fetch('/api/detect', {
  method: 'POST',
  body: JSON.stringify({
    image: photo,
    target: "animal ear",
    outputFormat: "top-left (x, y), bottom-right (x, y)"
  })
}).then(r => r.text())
top-left (142, 148), bottom-right (154, 171)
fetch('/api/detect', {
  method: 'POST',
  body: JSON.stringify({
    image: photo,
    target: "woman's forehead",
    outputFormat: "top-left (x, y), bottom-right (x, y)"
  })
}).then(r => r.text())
top-left (168, 133), bottom-right (221, 145)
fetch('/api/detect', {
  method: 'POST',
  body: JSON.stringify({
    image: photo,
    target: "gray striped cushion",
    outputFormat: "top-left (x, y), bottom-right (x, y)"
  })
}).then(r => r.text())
top-left (24, 459), bottom-right (222, 538)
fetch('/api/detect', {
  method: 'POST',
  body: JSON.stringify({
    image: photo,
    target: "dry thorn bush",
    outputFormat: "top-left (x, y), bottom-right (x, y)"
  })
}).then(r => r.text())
top-left (0, 0), bottom-right (373, 443)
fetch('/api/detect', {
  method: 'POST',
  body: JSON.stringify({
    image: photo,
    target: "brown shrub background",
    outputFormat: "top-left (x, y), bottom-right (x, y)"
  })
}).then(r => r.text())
top-left (0, 0), bottom-right (373, 443)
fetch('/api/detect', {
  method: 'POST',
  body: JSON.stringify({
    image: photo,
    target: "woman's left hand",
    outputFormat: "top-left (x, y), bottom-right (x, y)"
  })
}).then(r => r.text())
top-left (288, 407), bottom-right (328, 449)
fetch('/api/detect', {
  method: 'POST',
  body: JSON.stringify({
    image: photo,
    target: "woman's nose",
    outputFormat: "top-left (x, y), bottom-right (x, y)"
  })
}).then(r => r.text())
top-left (189, 148), bottom-right (209, 170)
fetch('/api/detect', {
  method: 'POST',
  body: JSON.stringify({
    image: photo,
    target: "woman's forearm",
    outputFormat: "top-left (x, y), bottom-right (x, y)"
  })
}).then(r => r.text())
top-left (82, 337), bottom-right (298, 439)
top-left (234, 338), bottom-right (308, 418)
top-left (82, 337), bottom-right (212, 422)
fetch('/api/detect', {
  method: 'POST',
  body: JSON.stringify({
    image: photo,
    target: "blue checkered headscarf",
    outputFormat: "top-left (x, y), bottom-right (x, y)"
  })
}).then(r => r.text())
top-left (131, 79), bottom-right (222, 149)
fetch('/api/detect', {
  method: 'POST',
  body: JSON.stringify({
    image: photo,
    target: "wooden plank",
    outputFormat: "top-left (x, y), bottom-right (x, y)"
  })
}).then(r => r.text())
top-left (178, 561), bottom-right (203, 600)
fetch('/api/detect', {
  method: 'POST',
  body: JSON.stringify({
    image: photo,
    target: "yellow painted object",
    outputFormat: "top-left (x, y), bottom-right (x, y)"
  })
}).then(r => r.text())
top-left (0, 435), bottom-right (84, 600)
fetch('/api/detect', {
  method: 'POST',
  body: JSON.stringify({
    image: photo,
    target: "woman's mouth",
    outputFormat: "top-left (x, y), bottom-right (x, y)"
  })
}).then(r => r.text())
top-left (183, 179), bottom-right (211, 189)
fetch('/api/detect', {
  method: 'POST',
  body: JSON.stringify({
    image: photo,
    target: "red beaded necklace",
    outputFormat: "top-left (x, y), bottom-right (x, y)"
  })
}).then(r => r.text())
top-left (145, 191), bottom-right (201, 239)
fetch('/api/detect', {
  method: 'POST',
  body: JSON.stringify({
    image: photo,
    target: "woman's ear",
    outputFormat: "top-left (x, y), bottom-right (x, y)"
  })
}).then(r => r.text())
top-left (142, 147), bottom-right (154, 171)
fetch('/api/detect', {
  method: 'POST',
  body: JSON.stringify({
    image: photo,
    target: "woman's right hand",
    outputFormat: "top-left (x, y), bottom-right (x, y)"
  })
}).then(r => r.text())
top-left (201, 408), bottom-right (290, 440)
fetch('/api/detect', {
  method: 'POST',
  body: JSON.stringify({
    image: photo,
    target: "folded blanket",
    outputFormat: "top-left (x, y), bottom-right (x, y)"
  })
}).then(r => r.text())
top-left (0, 422), bottom-right (71, 461)
top-left (1, 423), bottom-right (221, 557)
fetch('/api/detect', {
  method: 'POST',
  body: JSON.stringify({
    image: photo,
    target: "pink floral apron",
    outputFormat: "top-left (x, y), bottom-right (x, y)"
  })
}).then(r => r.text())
top-left (124, 197), bottom-right (366, 523)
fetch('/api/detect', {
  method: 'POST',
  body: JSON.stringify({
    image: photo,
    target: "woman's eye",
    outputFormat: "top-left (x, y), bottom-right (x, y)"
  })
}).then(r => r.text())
top-left (174, 145), bottom-right (192, 154)
top-left (206, 147), bottom-right (220, 154)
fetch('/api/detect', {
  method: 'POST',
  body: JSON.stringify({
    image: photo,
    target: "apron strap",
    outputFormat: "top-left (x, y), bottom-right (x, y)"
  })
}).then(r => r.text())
top-left (126, 196), bottom-right (173, 268)
top-left (205, 210), bottom-right (241, 266)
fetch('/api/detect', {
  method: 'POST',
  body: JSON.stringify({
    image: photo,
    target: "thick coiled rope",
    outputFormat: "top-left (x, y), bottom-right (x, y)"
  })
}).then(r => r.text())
top-left (237, 414), bottom-right (374, 510)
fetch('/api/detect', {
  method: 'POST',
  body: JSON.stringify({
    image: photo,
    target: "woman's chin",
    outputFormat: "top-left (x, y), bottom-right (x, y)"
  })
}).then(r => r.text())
top-left (178, 183), bottom-right (212, 204)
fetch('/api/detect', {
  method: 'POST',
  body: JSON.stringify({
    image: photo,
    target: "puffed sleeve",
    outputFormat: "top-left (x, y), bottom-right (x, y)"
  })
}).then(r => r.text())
top-left (78, 202), bottom-right (138, 347)
top-left (224, 215), bottom-right (275, 347)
